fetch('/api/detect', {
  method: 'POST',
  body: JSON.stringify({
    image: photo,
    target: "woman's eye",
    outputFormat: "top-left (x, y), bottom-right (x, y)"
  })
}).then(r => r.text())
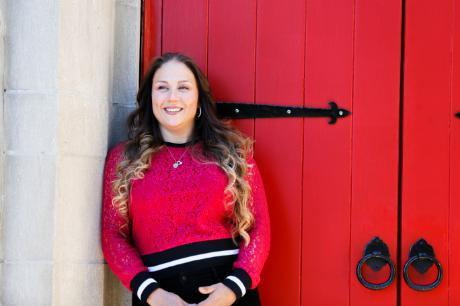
top-left (179, 86), bottom-right (189, 90)
top-left (157, 86), bottom-right (167, 90)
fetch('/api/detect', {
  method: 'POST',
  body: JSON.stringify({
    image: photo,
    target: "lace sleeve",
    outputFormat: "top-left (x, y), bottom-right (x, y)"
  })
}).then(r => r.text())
top-left (101, 143), bottom-right (160, 303)
top-left (222, 152), bottom-right (271, 300)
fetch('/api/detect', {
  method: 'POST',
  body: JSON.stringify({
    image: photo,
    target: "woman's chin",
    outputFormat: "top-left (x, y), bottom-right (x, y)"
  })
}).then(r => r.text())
top-left (159, 121), bottom-right (193, 134)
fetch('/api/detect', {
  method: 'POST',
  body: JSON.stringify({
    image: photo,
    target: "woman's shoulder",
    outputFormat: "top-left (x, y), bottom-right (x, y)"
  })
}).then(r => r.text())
top-left (103, 141), bottom-right (128, 180)
top-left (105, 140), bottom-right (128, 164)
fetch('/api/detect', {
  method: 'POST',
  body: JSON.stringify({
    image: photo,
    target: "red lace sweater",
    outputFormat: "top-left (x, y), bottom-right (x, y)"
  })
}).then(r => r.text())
top-left (101, 140), bottom-right (270, 303)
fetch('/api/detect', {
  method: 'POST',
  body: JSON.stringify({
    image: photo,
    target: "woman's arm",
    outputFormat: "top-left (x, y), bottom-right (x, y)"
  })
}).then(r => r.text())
top-left (221, 152), bottom-right (271, 301)
top-left (101, 143), bottom-right (160, 304)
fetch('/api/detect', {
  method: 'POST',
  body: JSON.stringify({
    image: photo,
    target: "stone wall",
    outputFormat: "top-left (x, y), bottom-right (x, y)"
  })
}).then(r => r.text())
top-left (0, 0), bottom-right (6, 302)
top-left (1, 0), bottom-right (140, 305)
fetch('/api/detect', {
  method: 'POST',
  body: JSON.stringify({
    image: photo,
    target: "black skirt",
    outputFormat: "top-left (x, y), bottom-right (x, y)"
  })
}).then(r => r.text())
top-left (132, 260), bottom-right (261, 305)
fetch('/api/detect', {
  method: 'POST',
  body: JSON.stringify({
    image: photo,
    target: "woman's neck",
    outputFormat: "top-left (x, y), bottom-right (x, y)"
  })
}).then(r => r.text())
top-left (160, 127), bottom-right (194, 144)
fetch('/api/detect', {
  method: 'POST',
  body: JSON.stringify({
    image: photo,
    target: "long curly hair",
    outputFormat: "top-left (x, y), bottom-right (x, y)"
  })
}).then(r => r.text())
top-left (111, 52), bottom-right (255, 246)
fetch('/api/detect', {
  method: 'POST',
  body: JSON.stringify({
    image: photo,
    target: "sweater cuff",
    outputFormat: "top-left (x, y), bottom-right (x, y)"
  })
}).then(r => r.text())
top-left (222, 268), bottom-right (252, 301)
top-left (130, 271), bottom-right (160, 303)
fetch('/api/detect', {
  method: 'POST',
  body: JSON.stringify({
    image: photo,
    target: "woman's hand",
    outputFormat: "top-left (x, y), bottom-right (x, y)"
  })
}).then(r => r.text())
top-left (146, 288), bottom-right (197, 306)
top-left (197, 282), bottom-right (237, 306)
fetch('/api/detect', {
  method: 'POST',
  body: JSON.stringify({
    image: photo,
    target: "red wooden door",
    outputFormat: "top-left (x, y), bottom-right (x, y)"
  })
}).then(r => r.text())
top-left (401, 0), bottom-right (460, 305)
top-left (140, 0), bottom-right (458, 305)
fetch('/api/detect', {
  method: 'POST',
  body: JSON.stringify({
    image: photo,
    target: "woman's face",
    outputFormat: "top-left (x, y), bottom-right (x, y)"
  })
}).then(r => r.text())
top-left (151, 60), bottom-right (199, 140)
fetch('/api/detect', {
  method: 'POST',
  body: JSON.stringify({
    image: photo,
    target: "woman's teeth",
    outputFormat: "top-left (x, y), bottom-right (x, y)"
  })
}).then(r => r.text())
top-left (164, 107), bottom-right (182, 114)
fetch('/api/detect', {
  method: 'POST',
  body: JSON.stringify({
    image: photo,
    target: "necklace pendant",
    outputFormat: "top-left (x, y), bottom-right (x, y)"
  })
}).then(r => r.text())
top-left (173, 161), bottom-right (182, 168)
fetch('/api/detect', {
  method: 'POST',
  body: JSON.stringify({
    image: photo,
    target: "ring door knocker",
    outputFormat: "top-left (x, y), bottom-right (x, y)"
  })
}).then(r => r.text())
top-left (403, 238), bottom-right (443, 291)
top-left (356, 237), bottom-right (396, 290)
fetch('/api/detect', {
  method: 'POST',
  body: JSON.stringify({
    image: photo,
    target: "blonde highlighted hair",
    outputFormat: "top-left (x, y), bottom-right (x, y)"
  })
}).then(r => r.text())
top-left (111, 52), bottom-right (256, 246)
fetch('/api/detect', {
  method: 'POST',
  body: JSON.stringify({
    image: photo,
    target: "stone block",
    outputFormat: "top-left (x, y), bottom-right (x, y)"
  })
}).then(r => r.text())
top-left (5, 0), bottom-right (58, 90)
top-left (52, 263), bottom-right (104, 306)
top-left (113, 1), bottom-right (140, 106)
top-left (116, 0), bottom-right (140, 8)
top-left (3, 154), bottom-right (55, 261)
top-left (53, 154), bottom-right (105, 263)
top-left (103, 264), bottom-right (131, 306)
top-left (110, 104), bottom-right (134, 145)
top-left (4, 92), bottom-right (57, 155)
top-left (57, 0), bottom-right (115, 99)
top-left (57, 93), bottom-right (109, 158)
top-left (2, 262), bottom-right (53, 305)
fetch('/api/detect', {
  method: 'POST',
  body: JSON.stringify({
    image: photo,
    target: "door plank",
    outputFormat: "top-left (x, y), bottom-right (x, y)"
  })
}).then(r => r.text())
top-left (350, 1), bottom-right (401, 306)
top-left (402, 0), bottom-right (453, 304)
top-left (254, 0), bottom-right (305, 304)
top-left (302, 0), bottom-right (354, 305)
top-left (162, 0), bottom-right (208, 73)
top-left (449, 1), bottom-right (460, 304)
top-left (207, 0), bottom-right (256, 139)
top-left (141, 0), bottom-right (163, 76)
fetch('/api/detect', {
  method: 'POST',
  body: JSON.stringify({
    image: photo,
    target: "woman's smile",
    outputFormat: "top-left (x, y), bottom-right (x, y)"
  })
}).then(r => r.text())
top-left (163, 106), bottom-right (183, 115)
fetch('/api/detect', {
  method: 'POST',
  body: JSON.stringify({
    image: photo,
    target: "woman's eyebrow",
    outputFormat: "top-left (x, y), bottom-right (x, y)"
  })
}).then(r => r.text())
top-left (154, 80), bottom-right (192, 84)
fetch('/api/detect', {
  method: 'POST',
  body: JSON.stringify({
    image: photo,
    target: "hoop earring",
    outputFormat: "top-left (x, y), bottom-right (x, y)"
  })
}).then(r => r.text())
top-left (197, 106), bottom-right (202, 118)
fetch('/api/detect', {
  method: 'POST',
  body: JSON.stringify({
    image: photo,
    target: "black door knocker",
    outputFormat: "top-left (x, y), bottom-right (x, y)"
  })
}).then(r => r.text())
top-left (356, 237), bottom-right (396, 290)
top-left (403, 238), bottom-right (443, 291)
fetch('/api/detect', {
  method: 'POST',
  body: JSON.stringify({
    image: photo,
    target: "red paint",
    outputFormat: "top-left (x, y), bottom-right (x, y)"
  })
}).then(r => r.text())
top-left (207, 0), bottom-right (256, 139)
top-left (302, 0), bottom-right (354, 305)
top-left (254, 1), bottom-right (305, 304)
top-left (140, 0), bottom-right (162, 77)
top-left (141, 0), bottom-right (460, 305)
top-left (162, 0), bottom-right (207, 73)
top-left (450, 0), bottom-right (460, 304)
top-left (350, 0), bottom-right (402, 305)
top-left (401, 0), bottom-right (455, 305)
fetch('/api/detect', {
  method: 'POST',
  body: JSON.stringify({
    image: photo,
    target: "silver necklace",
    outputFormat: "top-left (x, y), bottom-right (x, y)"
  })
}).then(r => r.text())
top-left (165, 145), bottom-right (191, 169)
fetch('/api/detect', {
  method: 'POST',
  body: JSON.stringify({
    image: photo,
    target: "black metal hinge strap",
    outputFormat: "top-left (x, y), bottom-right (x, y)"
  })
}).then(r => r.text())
top-left (216, 101), bottom-right (350, 124)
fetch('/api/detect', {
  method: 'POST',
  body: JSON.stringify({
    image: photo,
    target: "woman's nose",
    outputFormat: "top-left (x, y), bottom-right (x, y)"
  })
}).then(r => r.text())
top-left (168, 88), bottom-right (179, 101)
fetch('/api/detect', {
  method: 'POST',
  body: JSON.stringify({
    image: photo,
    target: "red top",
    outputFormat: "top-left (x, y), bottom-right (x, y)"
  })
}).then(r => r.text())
top-left (101, 140), bottom-right (270, 301)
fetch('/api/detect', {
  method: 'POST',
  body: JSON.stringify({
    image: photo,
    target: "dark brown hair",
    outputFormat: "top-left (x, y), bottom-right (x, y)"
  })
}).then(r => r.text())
top-left (113, 52), bottom-right (255, 245)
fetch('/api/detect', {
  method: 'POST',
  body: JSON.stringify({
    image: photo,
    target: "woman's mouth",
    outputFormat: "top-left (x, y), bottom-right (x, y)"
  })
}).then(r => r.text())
top-left (164, 107), bottom-right (183, 115)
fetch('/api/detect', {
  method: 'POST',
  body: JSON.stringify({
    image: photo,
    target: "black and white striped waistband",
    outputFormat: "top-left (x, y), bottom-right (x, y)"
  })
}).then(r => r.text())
top-left (132, 238), bottom-right (252, 303)
top-left (141, 238), bottom-right (239, 275)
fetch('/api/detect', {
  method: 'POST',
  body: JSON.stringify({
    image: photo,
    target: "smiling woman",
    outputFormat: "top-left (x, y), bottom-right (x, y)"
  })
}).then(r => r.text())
top-left (101, 52), bottom-right (271, 306)
top-left (151, 60), bottom-right (199, 144)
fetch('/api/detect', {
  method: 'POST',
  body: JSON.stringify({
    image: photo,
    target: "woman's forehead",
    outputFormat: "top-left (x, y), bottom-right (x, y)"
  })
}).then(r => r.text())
top-left (153, 61), bottom-right (196, 84)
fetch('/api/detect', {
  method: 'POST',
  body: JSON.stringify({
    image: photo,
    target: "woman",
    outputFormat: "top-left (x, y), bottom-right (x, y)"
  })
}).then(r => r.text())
top-left (101, 52), bottom-right (270, 306)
